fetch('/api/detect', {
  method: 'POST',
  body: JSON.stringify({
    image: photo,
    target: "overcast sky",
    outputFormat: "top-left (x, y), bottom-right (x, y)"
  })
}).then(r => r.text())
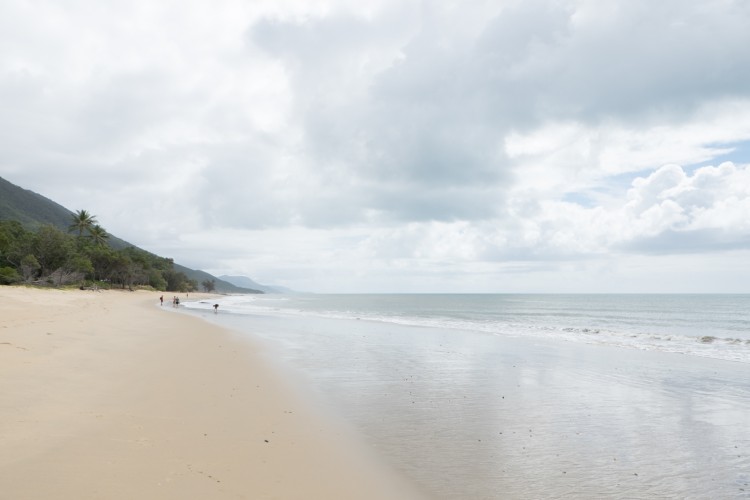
top-left (2, 0), bottom-right (750, 293)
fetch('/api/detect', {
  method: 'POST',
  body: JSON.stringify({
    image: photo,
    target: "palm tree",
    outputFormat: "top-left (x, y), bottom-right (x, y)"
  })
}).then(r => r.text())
top-left (88, 224), bottom-right (109, 247)
top-left (69, 209), bottom-right (98, 239)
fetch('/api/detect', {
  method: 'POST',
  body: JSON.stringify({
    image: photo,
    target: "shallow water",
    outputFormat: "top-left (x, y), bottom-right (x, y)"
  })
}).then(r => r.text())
top-left (193, 294), bottom-right (750, 363)
top-left (183, 295), bottom-right (750, 499)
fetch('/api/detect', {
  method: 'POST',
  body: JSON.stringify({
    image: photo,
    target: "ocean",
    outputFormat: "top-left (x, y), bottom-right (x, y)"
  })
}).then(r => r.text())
top-left (182, 294), bottom-right (750, 498)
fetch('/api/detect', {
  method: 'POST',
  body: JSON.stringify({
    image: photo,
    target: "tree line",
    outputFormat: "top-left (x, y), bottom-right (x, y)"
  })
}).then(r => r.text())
top-left (0, 210), bottom-right (198, 291)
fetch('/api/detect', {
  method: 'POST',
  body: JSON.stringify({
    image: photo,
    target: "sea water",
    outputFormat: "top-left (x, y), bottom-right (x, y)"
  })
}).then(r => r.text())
top-left (182, 294), bottom-right (750, 499)
top-left (189, 294), bottom-right (750, 363)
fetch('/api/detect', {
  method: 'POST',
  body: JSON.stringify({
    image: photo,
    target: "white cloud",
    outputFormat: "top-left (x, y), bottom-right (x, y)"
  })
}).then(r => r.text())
top-left (624, 162), bottom-right (750, 237)
top-left (2, 0), bottom-right (750, 291)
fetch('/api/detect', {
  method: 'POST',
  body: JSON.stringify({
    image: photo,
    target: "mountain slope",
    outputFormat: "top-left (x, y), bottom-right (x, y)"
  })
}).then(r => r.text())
top-left (1, 176), bottom-right (80, 230)
top-left (0, 176), bottom-right (133, 249)
top-left (176, 266), bottom-right (262, 294)
top-left (218, 275), bottom-right (293, 294)
top-left (0, 175), bottom-right (259, 293)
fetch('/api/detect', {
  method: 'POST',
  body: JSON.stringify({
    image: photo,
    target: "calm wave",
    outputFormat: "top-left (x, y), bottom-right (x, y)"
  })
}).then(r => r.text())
top-left (186, 294), bottom-right (750, 363)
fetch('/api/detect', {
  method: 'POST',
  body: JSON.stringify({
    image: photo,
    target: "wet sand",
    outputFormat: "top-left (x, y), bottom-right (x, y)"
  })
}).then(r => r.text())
top-left (200, 309), bottom-right (750, 499)
top-left (0, 287), bottom-right (423, 499)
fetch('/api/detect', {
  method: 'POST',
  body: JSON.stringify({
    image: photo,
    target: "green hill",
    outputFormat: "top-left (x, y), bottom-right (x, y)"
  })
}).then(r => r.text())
top-left (174, 264), bottom-right (262, 294)
top-left (0, 175), bottom-right (260, 294)
top-left (1, 176), bottom-right (79, 230)
top-left (0, 176), bottom-right (135, 250)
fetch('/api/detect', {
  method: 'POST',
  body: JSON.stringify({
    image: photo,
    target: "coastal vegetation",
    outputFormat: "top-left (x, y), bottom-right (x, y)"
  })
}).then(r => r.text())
top-left (0, 211), bottom-right (197, 291)
top-left (0, 175), bottom-right (263, 293)
top-left (201, 279), bottom-right (216, 292)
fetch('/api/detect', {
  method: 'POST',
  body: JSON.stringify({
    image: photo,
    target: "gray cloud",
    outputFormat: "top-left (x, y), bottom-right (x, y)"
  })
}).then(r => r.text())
top-left (470, 0), bottom-right (750, 124)
top-left (241, 0), bottom-right (750, 229)
top-left (620, 229), bottom-right (750, 255)
top-left (3, 0), bottom-right (750, 291)
top-left (249, 6), bottom-right (514, 222)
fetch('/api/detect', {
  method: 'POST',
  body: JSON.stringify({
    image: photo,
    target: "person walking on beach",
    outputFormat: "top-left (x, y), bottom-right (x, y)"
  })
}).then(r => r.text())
top-left (213, 303), bottom-right (219, 313)
top-left (160, 295), bottom-right (164, 306)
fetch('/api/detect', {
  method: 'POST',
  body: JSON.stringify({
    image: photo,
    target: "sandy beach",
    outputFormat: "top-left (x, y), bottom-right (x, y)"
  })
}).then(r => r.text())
top-left (0, 287), bottom-right (423, 499)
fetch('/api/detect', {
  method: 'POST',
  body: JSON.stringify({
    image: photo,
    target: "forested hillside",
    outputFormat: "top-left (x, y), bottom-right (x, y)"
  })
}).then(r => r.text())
top-left (0, 176), bottom-right (75, 230)
top-left (0, 176), bottom-right (260, 293)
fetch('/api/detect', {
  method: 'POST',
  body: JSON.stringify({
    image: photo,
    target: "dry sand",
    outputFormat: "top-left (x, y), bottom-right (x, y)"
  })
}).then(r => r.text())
top-left (0, 287), bottom-right (424, 499)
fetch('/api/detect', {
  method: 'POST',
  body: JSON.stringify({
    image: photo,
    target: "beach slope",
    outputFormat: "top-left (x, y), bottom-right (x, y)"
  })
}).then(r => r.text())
top-left (0, 287), bottom-right (420, 499)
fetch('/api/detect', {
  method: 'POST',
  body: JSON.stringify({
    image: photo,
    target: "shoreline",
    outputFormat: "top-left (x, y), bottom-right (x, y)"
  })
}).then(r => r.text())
top-left (184, 296), bottom-right (750, 499)
top-left (0, 287), bottom-right (425, 499)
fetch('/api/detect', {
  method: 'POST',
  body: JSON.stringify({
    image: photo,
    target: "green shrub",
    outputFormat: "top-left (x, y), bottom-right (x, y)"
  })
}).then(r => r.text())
top-left (0, 266), bottom-right (20, 285)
